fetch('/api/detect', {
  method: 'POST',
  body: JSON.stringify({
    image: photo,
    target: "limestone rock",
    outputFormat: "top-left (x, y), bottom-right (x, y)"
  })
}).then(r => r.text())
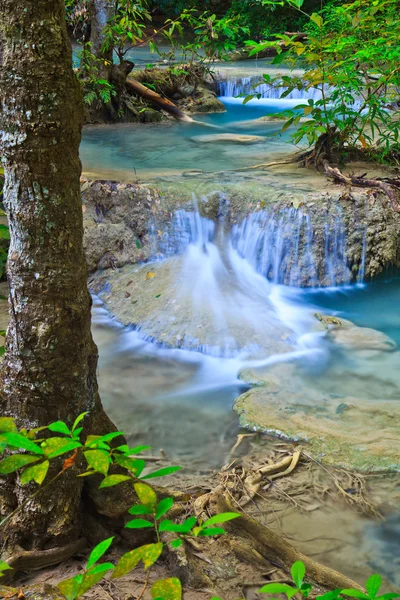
top-left (191, 133), bottom-right (265, 144)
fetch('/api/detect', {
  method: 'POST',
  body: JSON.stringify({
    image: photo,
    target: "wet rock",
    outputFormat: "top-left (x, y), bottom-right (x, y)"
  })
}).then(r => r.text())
top-left (314, 314), bottom-right (397, 352)
top-left (185, 86), bottom-right (226, 114)
top-left (82, 180), bottom-right (160, 272)
top-left (235, 359), bottom-right (400, 471)
top-left (191, 133), bottom-right (265, 144)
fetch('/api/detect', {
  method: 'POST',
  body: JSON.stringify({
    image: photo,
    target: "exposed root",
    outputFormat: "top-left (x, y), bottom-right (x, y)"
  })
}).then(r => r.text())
top-left (323, 159), bottom-right (400, 211)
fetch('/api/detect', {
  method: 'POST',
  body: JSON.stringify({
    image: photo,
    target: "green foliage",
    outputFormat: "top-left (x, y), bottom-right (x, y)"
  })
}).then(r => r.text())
top-left (101, 0), bottom-right (151, 63)
top-left (245, 0), bottom-right (400, 164)
top-left (0, 413), bottom-right (239, 598)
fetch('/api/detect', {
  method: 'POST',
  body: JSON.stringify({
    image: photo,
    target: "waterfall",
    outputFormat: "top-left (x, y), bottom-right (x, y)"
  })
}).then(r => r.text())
top-left (150, 198), bottom-right (367, 287)
top-left (217, 75), bottom-right (323, 102)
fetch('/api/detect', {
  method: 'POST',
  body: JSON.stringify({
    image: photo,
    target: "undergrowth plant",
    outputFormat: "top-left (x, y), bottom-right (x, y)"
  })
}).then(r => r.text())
top-left (244, 0), bottom-right (400, 165)
top-left (0, 413), bottom-right (240, 599)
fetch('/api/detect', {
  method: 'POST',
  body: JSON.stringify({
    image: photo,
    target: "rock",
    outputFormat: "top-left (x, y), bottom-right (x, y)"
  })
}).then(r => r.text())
top-left (186, 86), bottom-right (226, 114)
top-left (82, 180), bottom-right (160, 272)
top-left (235, 359), bottom-right (400, 471)
top-left (178, 84), bottom-right (195, 97)
top-left (191, 133), bottom-right (265, 144)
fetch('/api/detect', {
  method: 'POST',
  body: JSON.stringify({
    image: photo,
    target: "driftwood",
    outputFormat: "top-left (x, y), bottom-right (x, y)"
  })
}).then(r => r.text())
top-left (126, 78), bottom-right (193, 123)
top-left (323, 159), bottom-right (400, 211)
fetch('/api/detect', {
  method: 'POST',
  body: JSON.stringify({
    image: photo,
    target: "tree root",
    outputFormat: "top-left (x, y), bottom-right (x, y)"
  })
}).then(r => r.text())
top-left (3, 540), bottom-right (86, 576)
top-left (239, 451), bottom-right (301, 507)
top-left (210, 493), bottom-right (363, 592)
top-left (323, 159), bottom-right (400, 211)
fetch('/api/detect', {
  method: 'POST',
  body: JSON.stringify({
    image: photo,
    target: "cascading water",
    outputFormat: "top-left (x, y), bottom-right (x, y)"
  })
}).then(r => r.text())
top-left (217, 75), bottom-right (323, 102)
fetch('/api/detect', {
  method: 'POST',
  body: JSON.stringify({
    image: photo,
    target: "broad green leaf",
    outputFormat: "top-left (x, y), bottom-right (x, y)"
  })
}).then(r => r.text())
top-left (141, 543), bottom-right (163, 569)
top-left (156, 497), bottom-right (174, 519)
top-left (43, 438), bottom-right (81, 459)
top-left (202, 512), bottom-right (240, 527)
top-left (341, 590), bottom-right (369, 600)
top-left (366, 575), bottom-right (382, 600)
top-left (114, 454), bottom-right (145, 476)
top-left (86, 432), bottom-right (124, 446)
top-left (48, 421), bottom-right (71, 436)
top-left (72, 412), bottom-right (88, 432)
top-left (84, 449), bottom-right (110, 475)
top-left (57, 576), bottom-right (80, 600)
top-left (0, 561), bottom-right (12, 573)
top-left (127, 445), bottom-right (151, 454)
top-left (87, 537), bottom-right (114, 569)
top-left (310, 13), bottom-right (323, 27)
top-left (0, 433), bottom-right (44, 455)
top-left (316, 591), bottom-right (342, 600)
top-left (113, 547), bottom-right (143, 579)
top-left (125, 518), bottom-right (154, 529)
top-left (87, 562), bottom-right (115, 575)
top-left (196, 527), bottom-right (225, 536)
top-left (151, 578), bottom-right (182, 600)
top-left (376, 595), bottom-right (400, 600)
top-left (170, 539), bottom-right (182, 549)
top-left (78, 565), bottom-right (113, 595)
top-left (291, 561), bottom-right (306, 588)
top-left (20, 460), bottom-right (50, 485)
top-left (128, 504), bottom-right (154, 516)
top-left (0, 454), bottom-right (39, 474)
top-left (99, 474), bottom-right (131, 488)
top-left (134, 482), bottom-right (157, 511)
top-left (141, 466), bottom-right (182, 480)
top-left (159, 517), bottom-right (196, 534)
top-left (0, 418), bottom-right (17, 433)
top-left (259, 583), bottom-right (298, 597)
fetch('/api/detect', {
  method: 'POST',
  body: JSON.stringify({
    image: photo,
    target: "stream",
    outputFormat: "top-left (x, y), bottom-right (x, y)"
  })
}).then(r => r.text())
top-left (81, 61), bottom-right (400, 588)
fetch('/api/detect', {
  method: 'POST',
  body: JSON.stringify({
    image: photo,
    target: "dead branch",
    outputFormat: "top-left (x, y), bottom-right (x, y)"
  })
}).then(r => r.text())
top-left (126, 78), bottom-right (193, 123)
top-left (323, 159), bottom-right (400, 211)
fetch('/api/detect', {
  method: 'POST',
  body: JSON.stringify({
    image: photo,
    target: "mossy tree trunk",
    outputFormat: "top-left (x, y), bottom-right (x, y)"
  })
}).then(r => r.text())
top-left (0, 0), bottom-right (114, 554)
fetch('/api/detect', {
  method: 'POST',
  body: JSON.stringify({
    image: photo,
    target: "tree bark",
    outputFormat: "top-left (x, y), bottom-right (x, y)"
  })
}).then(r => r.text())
top-left (0, 0), bottom-right (114, 553)
top-left (90, 0), bottom-right (114, 62)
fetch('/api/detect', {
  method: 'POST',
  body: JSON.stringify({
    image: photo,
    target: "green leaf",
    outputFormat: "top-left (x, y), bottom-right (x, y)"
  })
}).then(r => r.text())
top-left (376, 595), bottom-right (400, 600)
top-left (197, 527), bottom-right (226, 536)
top-left (141, 543), bottom-right (163, 569)
top-left (366, 575), bottom-right (382, 600)
top-left (87, 537), bottom-right (114, 569)
top-left (99, 474), bottom-right (131, 488)
top-left (0, 225), bottom-right (10, 240)
top-left (136, 238), bottom-right (141, 249)
top-left (57, 576), bottom-right (80, 600)
top-left (87, 562), bottom-right (115, 575)
top-left (44, 438), bottom-right (81, 459)
top-left (291, 561), bottom-right (306, 588)
top-left (0, 418), bottom-right (17, 433)
top-left (310, 13), bottom-right (323, 27)
top-left (20, 460), bottom-right (50, 485)
top-left (78, 565), bottom-right (113, 595)
top-left (72, 412), bottom-right (88, 432)
top-left (0, 561), bottom-right (12, 574)
top-left (202, 512), bottom-right (240, 527)
top-left (316, 591), bottom-right (342, 600)
top-left (86, 432), bottom-right (124, 446)
top-left (0, 433), bottom-right (44, 455)
top-left (114, 454), bottom-right (145, 476)
top-left (151, 578), bottom-right (182, 600)
top-left (113, 547), bottom-right (143, 579)
top-left (141, 466), bottom-right (182, 480)
top-left (243, 94), bottom-right (255, 105)
top-left (170, 539), bottom-right (182, 549)
top-left (156, 497), bottom-right (174, 520)
top-left (259, 583), bottom-right (298, 597)
top-left (127, 445), bottom-right (151, 454)
top-left (159, 517), bottom-right (196, 534)
top-left (341, 590), bottom-right (370, 600)
top-left (128, 504), bottom-right (154, 516)
top-left (125, 518), bottom-right (154, 529)
top-left (84, 449), bottom-right (110, 475)
top-left (0, 454), bottom-right (40, 474)
top-left (134, 482), bottom-right (157, 511)
top-left (48, 421), bottom-right (71, 436)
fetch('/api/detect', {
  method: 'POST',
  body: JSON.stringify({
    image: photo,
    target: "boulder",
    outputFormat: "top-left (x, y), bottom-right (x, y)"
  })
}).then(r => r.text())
top-left (190, 133), bottom-right (265, 144)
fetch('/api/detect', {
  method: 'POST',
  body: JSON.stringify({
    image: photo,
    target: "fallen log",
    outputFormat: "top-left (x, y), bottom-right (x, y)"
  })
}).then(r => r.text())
top-left (126, 78), bottom-right (194, 123)
top-left (323, 159), bottom-right (400, 211)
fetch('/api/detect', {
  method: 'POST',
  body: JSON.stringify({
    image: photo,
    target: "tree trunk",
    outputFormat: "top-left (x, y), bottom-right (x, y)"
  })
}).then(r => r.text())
top-left (0, 0), bottom-right (114, 554)
top-left (90, 0), bottom-right (114, 62)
